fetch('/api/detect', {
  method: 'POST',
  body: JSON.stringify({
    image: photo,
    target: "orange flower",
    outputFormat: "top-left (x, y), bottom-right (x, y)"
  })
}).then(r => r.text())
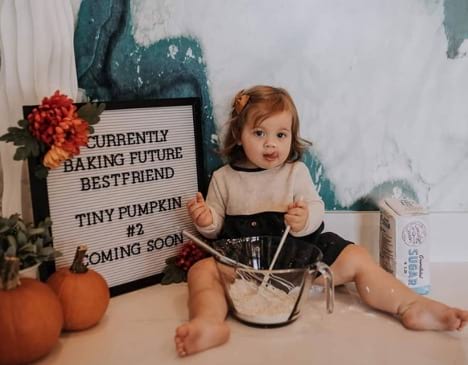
top-left (28, 91), bottom-right (77, 146)
top-left (0, 89), bottom-right (104, 178)
top-left (43, 145), bottom-right (71, 169)
top-left (53, 112), bottom-right (90, 157)
top-left (28, 90), bottom-right (90, 158)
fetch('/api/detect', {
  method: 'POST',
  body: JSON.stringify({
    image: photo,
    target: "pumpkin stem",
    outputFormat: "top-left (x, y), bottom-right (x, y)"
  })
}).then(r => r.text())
top-left (0, 256), bottom-right (21, 290)
top-left (70, 245), bottom-right (89, 273)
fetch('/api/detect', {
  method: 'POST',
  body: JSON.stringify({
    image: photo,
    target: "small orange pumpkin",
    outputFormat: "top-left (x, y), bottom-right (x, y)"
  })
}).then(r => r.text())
top-left (47, 245), bottom-right (110, 331)
top-left (0, 257), bottom-right (63, 365)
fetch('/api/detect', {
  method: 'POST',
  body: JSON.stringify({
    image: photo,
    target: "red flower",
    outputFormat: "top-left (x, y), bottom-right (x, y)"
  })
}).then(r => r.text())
top-left (28, 90), bottom-right (77, 146)
top-left (53, 113), bottom-right (90, 156)
top-left (28, 90), bottom-right (91, 159)
top-left (0, 89), bottom-right (105, 178)
top-left (175, 241), bottom-right (207, 272)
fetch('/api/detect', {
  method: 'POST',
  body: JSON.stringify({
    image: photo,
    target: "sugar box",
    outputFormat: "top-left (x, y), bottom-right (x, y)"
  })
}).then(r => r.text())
top-left (379, 198), bottom-right (430, 295)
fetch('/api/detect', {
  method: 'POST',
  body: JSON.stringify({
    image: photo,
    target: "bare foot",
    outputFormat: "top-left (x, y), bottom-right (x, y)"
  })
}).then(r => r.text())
top-left (174, 318), bottom-right (230, 357)
top-left (398, 297), bottom-right (468, 331)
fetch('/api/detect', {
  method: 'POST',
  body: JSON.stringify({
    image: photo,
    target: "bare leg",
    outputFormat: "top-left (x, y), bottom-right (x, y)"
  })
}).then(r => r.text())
top-left (174, 258), bottom-right (230, 356)
top-left (329, 245), bottom-right (468, 331)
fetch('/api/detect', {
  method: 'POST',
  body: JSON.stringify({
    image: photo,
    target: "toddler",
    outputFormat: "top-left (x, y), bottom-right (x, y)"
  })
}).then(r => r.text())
top-left (175, 85), bottom-right (468, 357)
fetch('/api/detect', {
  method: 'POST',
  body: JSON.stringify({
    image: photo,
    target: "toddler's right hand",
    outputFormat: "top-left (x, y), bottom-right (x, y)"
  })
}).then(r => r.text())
top-left (187, 192), bottom-right (213, 227)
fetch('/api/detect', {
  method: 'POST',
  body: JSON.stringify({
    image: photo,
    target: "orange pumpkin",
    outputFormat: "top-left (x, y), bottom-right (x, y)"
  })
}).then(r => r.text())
top-left (47, 245), bottom-right (110, 331)
top-left (0, 257), bottom-right (63, 365)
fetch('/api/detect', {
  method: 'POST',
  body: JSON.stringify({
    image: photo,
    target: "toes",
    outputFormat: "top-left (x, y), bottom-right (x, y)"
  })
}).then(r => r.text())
top-left (175, 340), bottom-right (187, 357)
top-left (459, 309), bottom-right (468, 321)
top-left (448, 317), bottom-right (462, 331)
top-left (451, 309), bottom-right (468, 330)
top-left (177, 347), bottom-right (187, 357)
top-left (459, 321), bottom-right (467, 331)
top-left (456, 309), bottom-right (468, 330)
top-left (176, 324), bottom-right (189, 338)
top-left (175, 326), bottom-right (189, 357)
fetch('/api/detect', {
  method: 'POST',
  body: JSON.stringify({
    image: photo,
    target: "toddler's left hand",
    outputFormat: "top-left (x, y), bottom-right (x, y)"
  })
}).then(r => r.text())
top-left (285, 200), bottom-right (308, 233)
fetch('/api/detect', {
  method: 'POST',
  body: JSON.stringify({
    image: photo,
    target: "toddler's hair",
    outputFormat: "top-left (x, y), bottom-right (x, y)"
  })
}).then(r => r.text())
top-left (221, 85), bottom-right (311, 164)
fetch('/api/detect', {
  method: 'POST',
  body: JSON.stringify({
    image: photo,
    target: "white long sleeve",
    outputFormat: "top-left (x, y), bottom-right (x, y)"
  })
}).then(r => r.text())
top-left (195, 161), bottom-right (324, 238)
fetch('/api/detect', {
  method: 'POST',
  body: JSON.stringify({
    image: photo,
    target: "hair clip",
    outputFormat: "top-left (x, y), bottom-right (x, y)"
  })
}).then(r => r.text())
top-left (234, 93), bottom-right (250, 114)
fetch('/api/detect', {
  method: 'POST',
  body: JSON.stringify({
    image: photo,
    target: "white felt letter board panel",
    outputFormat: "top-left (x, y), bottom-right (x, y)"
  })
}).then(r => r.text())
top-left (27, 98), bottom-right (205, 296)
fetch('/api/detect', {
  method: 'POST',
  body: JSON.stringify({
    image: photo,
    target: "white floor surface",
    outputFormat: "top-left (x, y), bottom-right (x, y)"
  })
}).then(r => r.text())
top-left (33, 263), bottom-right (468, 365)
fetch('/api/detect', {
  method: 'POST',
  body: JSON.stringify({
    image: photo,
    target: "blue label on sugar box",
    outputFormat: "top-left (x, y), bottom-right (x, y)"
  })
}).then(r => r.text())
top-left (404, 246), bottom-right (430, 294)
top-left (412, 285), bottom-right (431, 295)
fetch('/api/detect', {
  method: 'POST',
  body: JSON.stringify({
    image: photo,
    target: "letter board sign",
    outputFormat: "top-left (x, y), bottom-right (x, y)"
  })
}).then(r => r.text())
top-left (27, 98), bottom-right (205, 296)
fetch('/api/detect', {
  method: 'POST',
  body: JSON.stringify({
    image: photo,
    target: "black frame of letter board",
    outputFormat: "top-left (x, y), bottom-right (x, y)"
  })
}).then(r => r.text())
top-left (26, 97), bottom-right (205, 296)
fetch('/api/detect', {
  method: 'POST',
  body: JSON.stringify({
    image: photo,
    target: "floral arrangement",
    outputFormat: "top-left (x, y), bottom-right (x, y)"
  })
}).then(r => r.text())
top-left (0, 91), bottom-right (105, 178)
top-left (161, 240), bottom-right (208, 284)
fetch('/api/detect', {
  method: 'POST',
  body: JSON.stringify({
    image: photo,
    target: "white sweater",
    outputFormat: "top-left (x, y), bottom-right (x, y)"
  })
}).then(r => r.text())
top-left (196, 161), bottom-right (325, 239)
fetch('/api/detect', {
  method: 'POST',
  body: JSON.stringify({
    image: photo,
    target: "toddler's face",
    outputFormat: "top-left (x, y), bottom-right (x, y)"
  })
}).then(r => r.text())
top-left (239, 111), bottom-right (292, 169)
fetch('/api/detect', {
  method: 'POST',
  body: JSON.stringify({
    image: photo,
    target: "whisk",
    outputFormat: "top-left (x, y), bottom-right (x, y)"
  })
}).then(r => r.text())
top-left (181, 230), bottom-right (296, 291)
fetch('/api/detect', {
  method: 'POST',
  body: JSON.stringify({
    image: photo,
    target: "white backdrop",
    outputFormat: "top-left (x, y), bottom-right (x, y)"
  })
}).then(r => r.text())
top-left (130, 0), bottom-right (468, 211)
top-left (0, 0), bottom-right (78, 217)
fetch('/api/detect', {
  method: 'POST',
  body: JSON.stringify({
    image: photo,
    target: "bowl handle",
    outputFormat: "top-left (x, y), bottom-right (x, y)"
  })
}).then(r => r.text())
top-left (310, 262), bottom-right (334, 313)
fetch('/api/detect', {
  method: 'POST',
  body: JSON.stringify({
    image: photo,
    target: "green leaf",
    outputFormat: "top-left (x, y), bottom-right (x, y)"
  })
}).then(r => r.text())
top-left (34, 237), bottom-right (44, 249)
top-left (38, 142), bottom-right (47, 154)
top-left (18, 119), bottom-right (29, 128)
top-left (24, 140), bottom-right (40, 156)
top-left (8, 214), bottom-right (20, 225)
top-left (5, 245), bottom-right (16, 257)
top-left (13, 147), bottom-right (29, 160)
top-left (0, 128), bottom-right (20, 142)
top-left (27, 227), bottom-right (46, 235)
top-left (20, 258), bottom-right (38, 270)
top-left (38, 245), bottom-right (60, 260)
top-left (0, 127), bottom-right (32, 146)
top-left (42, 216), bottom-right (52, 227)
top-left (18, 243), bottom-right (37, 254)
top-left (29, 139), bottom-right (41, 157)
top-left (165, 255), bottom-right (178, 265)
top-left (16, 230), bottom-right (27, 245)
top-left (35, 165), bottom-right (49, 179)
top-left (161, 263), bottom-right (186, 285)
top-left (16, 219), bottom-right (26, 232)
top-left (6, 235), bottom-right (17, 248)
top-left (77, 102), bottom-right (106, 125)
